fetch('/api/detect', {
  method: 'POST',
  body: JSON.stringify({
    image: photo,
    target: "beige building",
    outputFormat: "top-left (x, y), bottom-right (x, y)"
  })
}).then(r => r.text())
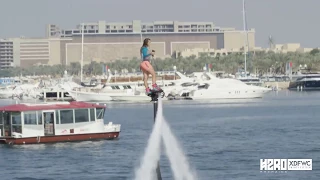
top-left (0, 37), bottom-right (63, 69)
top-left (1, 20), bottom-right (256, 68)
top-left (49, 20), bottom-right (255, 65)
top-left (178, 43), bottom-right (315, 58)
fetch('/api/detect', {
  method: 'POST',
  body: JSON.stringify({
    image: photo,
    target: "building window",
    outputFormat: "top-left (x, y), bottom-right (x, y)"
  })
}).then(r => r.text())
top-left (24, 112), bottom-right (37, 125)
top-left (90, 109), bottom-right (95, 121)
top-left (96, 108), bottom-right (105, 119)
top-left (60, 110), bottom-right (74, 124)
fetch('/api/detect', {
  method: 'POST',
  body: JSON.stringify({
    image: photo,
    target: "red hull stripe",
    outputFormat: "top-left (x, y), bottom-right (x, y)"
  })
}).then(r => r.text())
top-left (0, 132), bottom-right (120, 145)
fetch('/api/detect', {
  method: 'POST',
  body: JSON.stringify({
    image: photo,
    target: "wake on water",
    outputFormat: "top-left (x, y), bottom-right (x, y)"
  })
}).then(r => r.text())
top-left (134, 98), bottom-right (197, 180)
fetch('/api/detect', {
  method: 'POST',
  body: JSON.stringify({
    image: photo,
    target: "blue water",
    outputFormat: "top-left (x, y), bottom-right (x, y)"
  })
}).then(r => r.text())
top-left (0, 90), bottom-right (320, 180)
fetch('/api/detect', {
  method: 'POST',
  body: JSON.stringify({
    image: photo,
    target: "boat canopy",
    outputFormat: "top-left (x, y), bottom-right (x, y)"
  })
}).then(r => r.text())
top-left (0, 101), bottom-right (106, 112)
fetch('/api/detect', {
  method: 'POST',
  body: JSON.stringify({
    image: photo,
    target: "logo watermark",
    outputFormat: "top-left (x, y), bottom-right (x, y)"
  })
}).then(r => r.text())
top-left (260, 159), bottom-right (312, 173)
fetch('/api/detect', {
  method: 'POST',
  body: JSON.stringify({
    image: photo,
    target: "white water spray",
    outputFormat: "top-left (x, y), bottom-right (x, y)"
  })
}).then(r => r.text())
top-left (162, 118), bottom-right (197, 180)
top-left (134, 98), bottom-right (197, 180)
top-left (134, 99), bottom-right (163, 180)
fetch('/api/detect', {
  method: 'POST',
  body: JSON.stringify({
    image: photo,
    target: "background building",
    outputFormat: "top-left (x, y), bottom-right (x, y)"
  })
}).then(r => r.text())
top-left (1, 20), bottom-right (256, 69)
top-left (0, 38), bottom-right (62, 69)
top-left (47, 20), bottom-right (255, 65)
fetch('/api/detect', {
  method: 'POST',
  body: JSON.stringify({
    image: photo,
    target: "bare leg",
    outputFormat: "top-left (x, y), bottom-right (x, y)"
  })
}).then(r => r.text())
top-left (149, 66), bottom-right (157, 85)
top-left (143, 72), bottom-right (149, 89)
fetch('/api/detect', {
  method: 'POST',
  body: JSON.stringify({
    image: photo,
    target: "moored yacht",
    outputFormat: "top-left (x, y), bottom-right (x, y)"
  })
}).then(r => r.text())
top-left (175, 72), bottom-right (271, 100)
top-left (288, 74), bottom-right (320, 91)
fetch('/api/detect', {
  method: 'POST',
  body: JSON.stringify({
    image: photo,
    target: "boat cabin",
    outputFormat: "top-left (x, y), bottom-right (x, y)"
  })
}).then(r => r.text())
top-left (0, 101), bottom-right (106, 138)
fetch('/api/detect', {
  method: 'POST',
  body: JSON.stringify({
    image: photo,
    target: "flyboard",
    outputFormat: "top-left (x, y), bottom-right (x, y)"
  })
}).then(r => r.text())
top-left (147, 89), bottom-right (165, 180)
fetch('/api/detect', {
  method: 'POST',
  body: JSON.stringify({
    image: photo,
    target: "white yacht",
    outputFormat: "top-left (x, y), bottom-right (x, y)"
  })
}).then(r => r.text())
top-left (175, 72), bottom-right (272, 100)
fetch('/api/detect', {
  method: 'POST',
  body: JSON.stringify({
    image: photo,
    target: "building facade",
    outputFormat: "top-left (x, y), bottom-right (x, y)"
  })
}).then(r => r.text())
top-left (48, 20), bottom-right (255, 65)
top-left (1, 20), bottom-right (256, 69)
top-left (0, 38), bottom-right (62, 69)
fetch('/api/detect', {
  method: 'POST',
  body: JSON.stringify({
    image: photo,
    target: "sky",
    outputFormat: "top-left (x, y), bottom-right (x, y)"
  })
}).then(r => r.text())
top-left (0, 0), bottom-right (319, 48)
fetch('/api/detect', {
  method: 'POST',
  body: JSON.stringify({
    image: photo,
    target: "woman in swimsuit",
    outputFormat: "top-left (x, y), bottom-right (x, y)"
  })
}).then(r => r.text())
top-left (140, 38), bottom-right (161, 95)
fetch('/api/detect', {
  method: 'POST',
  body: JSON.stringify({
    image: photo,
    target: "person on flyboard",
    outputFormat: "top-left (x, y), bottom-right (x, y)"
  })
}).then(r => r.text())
top-left (140, 38), bottom-right (162, 95)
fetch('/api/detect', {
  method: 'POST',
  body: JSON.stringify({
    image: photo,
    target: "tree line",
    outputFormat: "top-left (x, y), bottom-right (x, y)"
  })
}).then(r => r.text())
top-left (0, 49), bottom-right (319, 77)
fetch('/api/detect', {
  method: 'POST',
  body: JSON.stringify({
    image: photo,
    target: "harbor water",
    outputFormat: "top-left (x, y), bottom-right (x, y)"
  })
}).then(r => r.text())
top-left (0, 90), bottom-right (320, 180)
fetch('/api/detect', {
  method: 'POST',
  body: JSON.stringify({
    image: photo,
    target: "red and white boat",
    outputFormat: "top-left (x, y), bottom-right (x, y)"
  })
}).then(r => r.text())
top-left (0, 101), bottom-right (121, 145)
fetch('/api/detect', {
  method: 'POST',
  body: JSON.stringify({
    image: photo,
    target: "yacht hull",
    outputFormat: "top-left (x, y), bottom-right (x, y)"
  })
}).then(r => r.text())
top-left (189, 89), bottom-right (271, 100)
top-left (110, 95), bottom-right (151, 102)
top-left (68, 91), bottom-right (113, 101)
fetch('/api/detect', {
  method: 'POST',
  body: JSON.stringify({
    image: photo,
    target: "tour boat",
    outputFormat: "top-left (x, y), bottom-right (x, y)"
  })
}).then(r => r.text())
top-left (0, 101), bottom-right (121, 145)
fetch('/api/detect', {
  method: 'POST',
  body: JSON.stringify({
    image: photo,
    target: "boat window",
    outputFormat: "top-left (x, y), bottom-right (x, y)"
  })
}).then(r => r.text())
top-left (60, 110), bottom-right (74, 124)
top-left (123, 86), bottom-right (128, 89)
top-left (12, 112), bottom-right (22, 133)
top-left (37, 111), bottom-right (42, 125)
top-left (127, 85), bottom-right (132, 89)
top-left (115, 86), bottom-right (120, 89)
top-left (111, 86), bottom-right (116, 89)
top-left (55, 110), bottom-right (60, 124)
top-left (12, 112), bottom-right (21, 125)
top-left (75, 109), bottom-right (89, 123)
top-left (24, 111), bottom-right (37, 125)
top-left (96, 108), bottom-right (105, 119)
top-left (90, 109), bottom-right (95, 121)
top-left (0, 112), bottom-right (3, 136)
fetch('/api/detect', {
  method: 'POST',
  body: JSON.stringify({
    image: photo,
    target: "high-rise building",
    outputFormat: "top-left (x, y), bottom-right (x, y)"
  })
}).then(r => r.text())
top-left (0, 38), bottom-right (62, 69)
top-left (0, 40), bottom-right (14, 69)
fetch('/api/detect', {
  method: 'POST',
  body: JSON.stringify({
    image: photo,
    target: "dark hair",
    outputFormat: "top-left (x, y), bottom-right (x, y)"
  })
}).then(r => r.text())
top-left (140, 38), bottom-right (150, 53)
top-left (143, 38), bottom-right (150, 46)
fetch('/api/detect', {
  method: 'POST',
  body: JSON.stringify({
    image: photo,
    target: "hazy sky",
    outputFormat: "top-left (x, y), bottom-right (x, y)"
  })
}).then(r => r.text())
top-left (1, 0), bottom-right (319, 48)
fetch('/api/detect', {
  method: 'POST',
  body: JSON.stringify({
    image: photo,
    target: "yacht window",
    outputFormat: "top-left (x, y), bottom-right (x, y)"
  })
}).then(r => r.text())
top-left (24, 111), bottom-right (37, 125)
top-left (123, 86), bottom-right (128, 89)
top-left (96, 108), bottom-right (105, 119)
top-left (111, 86), bottom-right (116, 89)
top-left (127, 86), bottom-right (132, 89)
top-left (12, 112), bottom-right (22, 133)
top-left (90, 109), bottom-right (95, 121)
top-left (60, 110), bottom-right (74, 124)
top-left (75, 109), bottom-right (89, 123)
top-left (115, 86), bottom-right (120, 89)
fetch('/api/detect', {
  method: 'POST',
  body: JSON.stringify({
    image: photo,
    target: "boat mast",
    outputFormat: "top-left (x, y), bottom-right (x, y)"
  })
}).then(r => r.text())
top-left (242, 0), bottom-right (249, 77)
top-left (80, 23), bottom-right (84, 82)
